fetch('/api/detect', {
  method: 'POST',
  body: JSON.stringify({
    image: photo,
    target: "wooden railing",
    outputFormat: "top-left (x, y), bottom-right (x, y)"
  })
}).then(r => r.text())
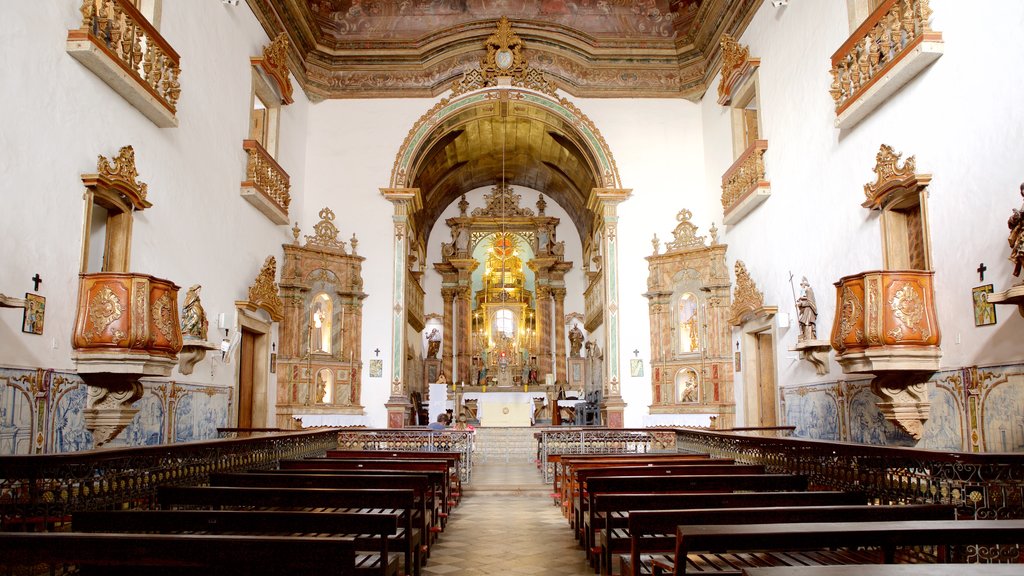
top-left (335, 429), bottom-right (474, 482)
top-left (829, 0), bottom-right (939, 116)
top-left (242, 139), bottom-right (291, 217)
top-left (0, 429), bottom-right (338, 528)
top-left (673, 427), bottom-right (1024, 523)
top-left (721, 139), bottom-right (767, 217)
top-left (537, 428), bottom-right (678, 482)
top-left (71, 0), bottom-right (181, 114)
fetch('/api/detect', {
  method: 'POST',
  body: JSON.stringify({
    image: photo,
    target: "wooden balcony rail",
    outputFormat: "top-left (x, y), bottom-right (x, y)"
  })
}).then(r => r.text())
top-left (242, 139), bottom-right (291, 224)
top-left (70, 0), bottom-right (181, 120)
top-left (829, 0), bottom-right (942, 122)
top-left (721, 139), bottom-right (768, 222)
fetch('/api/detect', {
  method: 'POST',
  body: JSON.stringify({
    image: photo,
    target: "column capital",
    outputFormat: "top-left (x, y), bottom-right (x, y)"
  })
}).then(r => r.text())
top-left (380, 187), bottom-right (423, 213)
top-left (587, 188), bottom-right (632, 214)
top-left (441, 287), bottom-right (459, 302)
top-left (549, 286), bottom-right (567, 300)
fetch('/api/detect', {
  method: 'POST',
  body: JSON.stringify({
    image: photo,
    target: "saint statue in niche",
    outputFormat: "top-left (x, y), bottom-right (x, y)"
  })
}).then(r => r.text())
top-left (568, 324), bottom-right (584, 358)
top-left (1008, 182), bottom-right (1024, 279)
top-left (426, 328), bottom-right (441, 359)
top-left (310, 295), bottom-right (332, 353)
top-left (679, 371), bottom-right (699, 403)
top-left (796, 277), bottom-right (818, 341)
top-left (180, 284), bottom-right (208, 340)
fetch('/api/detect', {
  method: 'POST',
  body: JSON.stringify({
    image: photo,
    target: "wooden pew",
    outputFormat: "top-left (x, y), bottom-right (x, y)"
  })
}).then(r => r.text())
top-left (324, 450), bottom-right (463, 502)
top-left (0, 532), bottom-right (359, 576)
top-left (72, 509), bottom-right (400, 576)
top-left (157, 486), bottom-right (421, 576)
top-left (620, 504), bottom-right (955, 576)
top-left (657, 519), bottom-right (1024, 575)
top-left (595, 491), bottom-right (867, 576)
top-left (555, 453), bottom-right (714, 504)
top-left (742, 566), bottom-right (1024, 576)
top-left (280, 458), bottom-right (453, 524)
top-left (210, 472), bottom-right (431, 561)
top-left (581, 474), bottom-right (808, 562)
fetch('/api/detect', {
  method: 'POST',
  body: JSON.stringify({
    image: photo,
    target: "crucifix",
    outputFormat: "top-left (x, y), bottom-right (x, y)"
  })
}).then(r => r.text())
top-left (31, 274), bottom-right (42, 291)
top-left (632, 349), bottom-right (639, 357)
top-left (374, 348), bottom-right (380, 357)
top-left (977, 263), bottom-right (987, 282)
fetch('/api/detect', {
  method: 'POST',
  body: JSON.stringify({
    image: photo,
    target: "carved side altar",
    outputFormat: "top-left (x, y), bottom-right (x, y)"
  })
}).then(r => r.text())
top-left (276, 208), bottom-right (367, 428)
top-left (644, 210), bottom-right (734, 427)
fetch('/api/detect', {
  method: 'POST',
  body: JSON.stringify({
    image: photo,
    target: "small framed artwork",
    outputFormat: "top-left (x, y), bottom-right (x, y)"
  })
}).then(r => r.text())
top-left (629, 358), bottom-right (644, 377)
top-left (734, 351), bottom-right (742, 372)
top-left (369, 359), bottom-right (383, 378)
top-left (22, 293), bottom-right (45, 335)
top-left (269, 353), bottom-right (277, 373)
top-left (972, 284), bottom-right (997, 327)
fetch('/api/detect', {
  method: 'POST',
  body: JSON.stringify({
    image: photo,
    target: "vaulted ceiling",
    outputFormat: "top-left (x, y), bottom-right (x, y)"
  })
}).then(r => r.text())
top-left (246, 0), bottom-right (761, 100)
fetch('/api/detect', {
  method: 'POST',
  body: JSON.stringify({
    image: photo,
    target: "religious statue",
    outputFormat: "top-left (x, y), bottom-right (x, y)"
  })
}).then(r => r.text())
top-left (568, 324), bottom-right (584, 358)
top-left (311, 301), bottom-right (327, 352)
top-left (1008, 182), bottom-right (1024, 279)
top-left (455, 225), bottom-right (470, 255)
top-left (796, 277), bottom-right (817, 341)
top-left (180, 284), bottom-right (208, 340)
top-left (426, 328), bottom-right (441, 359)
top-left (585, 340), bottom-right (604, 395)
top-left (477, 364), bottom-right (488, 386)
top-left (528, 361), bottom-right (538, 385)
top-left (680, 371), bottom-right (698, 403)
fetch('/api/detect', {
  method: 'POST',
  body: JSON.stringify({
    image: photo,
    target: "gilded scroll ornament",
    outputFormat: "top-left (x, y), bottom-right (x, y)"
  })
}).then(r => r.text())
top-left (888, 282), bottom-right (929, 341)
top-left (663, 209), bottom-right (707, 253)
top-left (481, 17), bottom-right (526, 83)
top-left (729, 260), bottom-right (764, 325)
top-left (96, 145), bottom-right (150, 208)
top-left (257, 32), bottom-right (294, 104)
top-left (837, 285), bottom-right (862, 348)
top-left (152, 292), bottom-right (175, 342)
top-left (864, 144), bottom-right (916, 201)
top-left (248, 256), bottom-right (284, 322)
top-left (85, 286), bottom-right (123, 343)
top-left (471, 183), bottom-right (534, 218)
top-left (717, 34), bottom-right (750, 99)
top-left (304, 207), bottom-right (348, 254)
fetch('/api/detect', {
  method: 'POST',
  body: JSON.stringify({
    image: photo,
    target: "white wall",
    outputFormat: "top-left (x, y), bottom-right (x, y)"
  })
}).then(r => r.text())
top-left (0, 4), bottom-right (308, 413)
top-left (705, 0), bottom-right (1024, 424)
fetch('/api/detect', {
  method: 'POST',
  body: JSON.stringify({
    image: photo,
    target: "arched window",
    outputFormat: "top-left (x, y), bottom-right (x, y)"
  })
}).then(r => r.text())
top-left (310, 293), bottom-right (333, 353)
top-left (494, 309), bottom-right (514, 338)
top-left (677, 292), bottom-right (699, 354)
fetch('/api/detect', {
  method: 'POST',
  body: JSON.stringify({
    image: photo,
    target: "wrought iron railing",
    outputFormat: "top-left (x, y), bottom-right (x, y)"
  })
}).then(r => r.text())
top-left (721, 139), bottom-right (767, 216)
top-left (335, 429), bottom-right (474, 482)
top-left (0, 429), bottom-right (337, 529)
top-left (674, 427), bottom-right (1024, 521)
top-left (538, 428), bottom-right (678, 483)
top-left (242, 139), bottom-right (291, 217)
top-left (71, 0), bottom-right (181, 114)
top-left (829, 0), bottom-right (939, 116)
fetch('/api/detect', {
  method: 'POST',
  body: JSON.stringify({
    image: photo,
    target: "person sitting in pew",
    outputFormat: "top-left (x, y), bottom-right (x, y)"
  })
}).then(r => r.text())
top-left (427, 413), bottom-right (448, 430)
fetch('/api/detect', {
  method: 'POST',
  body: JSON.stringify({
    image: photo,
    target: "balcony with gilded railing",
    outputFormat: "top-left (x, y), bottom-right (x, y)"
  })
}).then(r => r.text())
top-left (406, 269), bottom-right (425, 332)
top-left (241, 139), bottom-right (291, 225)
top-left (583, 271), bottom-right (604, 332)
top-left (829, 0), bottom-right (943, 130)
top-left (67, 0), bottom-right (181, 128)
top-left (721, 140), bottom-right (769, 226)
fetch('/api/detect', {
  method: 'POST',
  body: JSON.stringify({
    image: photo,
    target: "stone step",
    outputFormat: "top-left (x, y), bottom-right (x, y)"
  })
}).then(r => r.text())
top-left (470, 427), bottom-right (540, 464)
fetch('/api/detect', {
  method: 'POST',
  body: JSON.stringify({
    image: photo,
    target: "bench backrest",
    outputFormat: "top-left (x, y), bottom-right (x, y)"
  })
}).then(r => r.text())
top-left (158, 486), bottom-right (415, 510)
top-left (587, 474), bottom-right (808, 498)
top-left (73, 509), bottom-right (400, 537)
top-left (594, 490), bottom-right (866, 516)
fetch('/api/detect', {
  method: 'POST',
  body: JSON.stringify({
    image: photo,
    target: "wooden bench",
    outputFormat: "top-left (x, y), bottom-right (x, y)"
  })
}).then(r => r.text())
top-left (620, 504), bottom-right (955, 576)
top-left (0, 532), bottom-right (359, 576)
top-left (595, 491), bottom-right (868, 576)
top-left (555, 454), bottom-right (715, 505)
top-left (325, 450), bottom-right (463, 502)
top-left (581, 474), bottom-right (809, 563)
top-left (741, 566), bottom-right (1024, 576)
top-left (656, 519), bottom-right (1024, 575)
top-left (210, 472), bottom-right (432, 562)
top-left (157, 485), bottom-right (421, 576)
top-left (72, 509), bottom-right (400, 576)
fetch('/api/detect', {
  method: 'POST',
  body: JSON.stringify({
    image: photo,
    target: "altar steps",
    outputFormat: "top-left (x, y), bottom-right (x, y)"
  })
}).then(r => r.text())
top-left (471, 427), bottom-right (539, 465)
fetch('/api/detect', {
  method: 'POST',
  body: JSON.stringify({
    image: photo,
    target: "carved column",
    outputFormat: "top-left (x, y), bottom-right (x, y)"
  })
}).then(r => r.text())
top-left (552, 287), bottom-right (567, 384)
top-left (456, 285), bottom-right (473, 384)
top-left (441, 287), bottom-right (456, 382)
top-left (380, 188), bottom-right (422, 428)
top-left (590, 188), bottom-right (632, 427)
top-left (536, 285), bottom-right (553, 382)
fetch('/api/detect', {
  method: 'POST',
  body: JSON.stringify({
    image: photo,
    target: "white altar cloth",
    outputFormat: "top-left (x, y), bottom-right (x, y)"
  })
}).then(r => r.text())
top-left (462, 391), bottom-right (548, 427)
top-left (294, 414), bottom-right (367, 427)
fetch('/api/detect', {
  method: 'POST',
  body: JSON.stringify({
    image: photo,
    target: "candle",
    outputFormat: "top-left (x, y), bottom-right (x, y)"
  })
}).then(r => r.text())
top-left (341, 307), bottom-right (345, 330)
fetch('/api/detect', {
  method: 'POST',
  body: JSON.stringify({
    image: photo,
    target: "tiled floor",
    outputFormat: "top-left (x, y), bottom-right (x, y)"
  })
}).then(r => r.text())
top-left (423, 462), bottom-right (593, 575)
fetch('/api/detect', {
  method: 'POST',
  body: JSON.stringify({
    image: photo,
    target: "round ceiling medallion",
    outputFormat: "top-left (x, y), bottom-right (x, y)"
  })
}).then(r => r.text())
top-left (495, 49), bottom-right (513, 70)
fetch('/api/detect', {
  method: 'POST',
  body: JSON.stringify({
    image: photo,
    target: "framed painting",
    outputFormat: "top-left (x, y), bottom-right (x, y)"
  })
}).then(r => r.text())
top-left (269, 353), bottom-right (277, 373)
top-left (369, 359), bottom-right (383, 378)
top-left (629, 358), bottom-right (643, 377)
top-left (22, 293), bottom-right (44, 335)
top-left (972, 284), bottom-right (996, 327)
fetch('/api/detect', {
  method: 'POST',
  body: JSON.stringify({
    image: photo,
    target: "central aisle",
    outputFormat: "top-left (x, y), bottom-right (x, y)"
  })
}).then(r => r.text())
top-left (423, 462), bottom-right (593, 575)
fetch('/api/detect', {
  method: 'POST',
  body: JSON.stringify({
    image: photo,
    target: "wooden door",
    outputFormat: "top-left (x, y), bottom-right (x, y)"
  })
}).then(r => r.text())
top-left (756, 332), bottom-right (776, 427)
top-left (238, 328), bottom-right (256, 428)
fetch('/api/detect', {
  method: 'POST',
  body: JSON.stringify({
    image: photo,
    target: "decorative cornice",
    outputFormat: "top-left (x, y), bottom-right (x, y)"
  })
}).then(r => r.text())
top-left (862, 144), bottom-right (931, 210)
top-left (252, 33), bottom-right (294, 105)
top-left (83, 145), bottom-right (151, 210)
top-left (247, 256), bottom-right (283, 322)
top-left (303, 207), bottom-right (347, 254)
top-left (729, 260), bottom-right (765, 326)
top-left (663, 208), bottom-right (707, 253)
top-left (717, 33), bottom-right (758, 105)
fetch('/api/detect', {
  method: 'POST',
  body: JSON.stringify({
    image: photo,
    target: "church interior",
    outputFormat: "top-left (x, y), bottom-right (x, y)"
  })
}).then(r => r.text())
top-left (2, 0), bottom-right (1024, 455)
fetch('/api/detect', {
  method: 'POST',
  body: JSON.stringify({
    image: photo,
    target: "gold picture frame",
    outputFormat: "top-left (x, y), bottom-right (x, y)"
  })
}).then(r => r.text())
top-left (973, 284), bottom-right (996, 327)
top-left (22, 293), bottom-right (45, 335)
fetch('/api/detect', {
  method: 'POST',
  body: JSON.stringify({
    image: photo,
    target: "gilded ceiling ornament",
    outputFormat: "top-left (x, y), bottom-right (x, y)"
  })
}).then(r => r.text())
top-left (254, 33), bottom-right (294, 104)
top-left (717, 33), bottom-right (750, 99)
top-left (248, 256), bottom-right (284, 322)
top-left (304, 206), bottom-right (348, 254)
top-left (481, 17), bottom-right (526, 83)
top-left (729, 260), bottom-right (764, 325)
top-left (664, 209), bottom-right (707, 252)
top-left (471, 183), bottom-right (534, 218)
top-left (864, 144), bottom-right (917, 201)
top-left (97, 145), bottom-right (150, 208)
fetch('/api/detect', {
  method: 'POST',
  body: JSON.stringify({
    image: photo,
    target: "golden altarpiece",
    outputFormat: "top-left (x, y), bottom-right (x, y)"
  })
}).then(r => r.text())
top-left (276, 208), bottom-right (367, 428)
top-left (434, 186), bottom-right (572, 400)
top-left (644, 210), bottom-right (734, 427)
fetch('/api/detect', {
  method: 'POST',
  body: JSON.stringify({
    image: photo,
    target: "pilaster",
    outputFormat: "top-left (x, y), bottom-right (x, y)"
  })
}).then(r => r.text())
top-left (441, 287), bottom-right (456, 382)
top-left (552, 287), bottom-right (567, 384)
